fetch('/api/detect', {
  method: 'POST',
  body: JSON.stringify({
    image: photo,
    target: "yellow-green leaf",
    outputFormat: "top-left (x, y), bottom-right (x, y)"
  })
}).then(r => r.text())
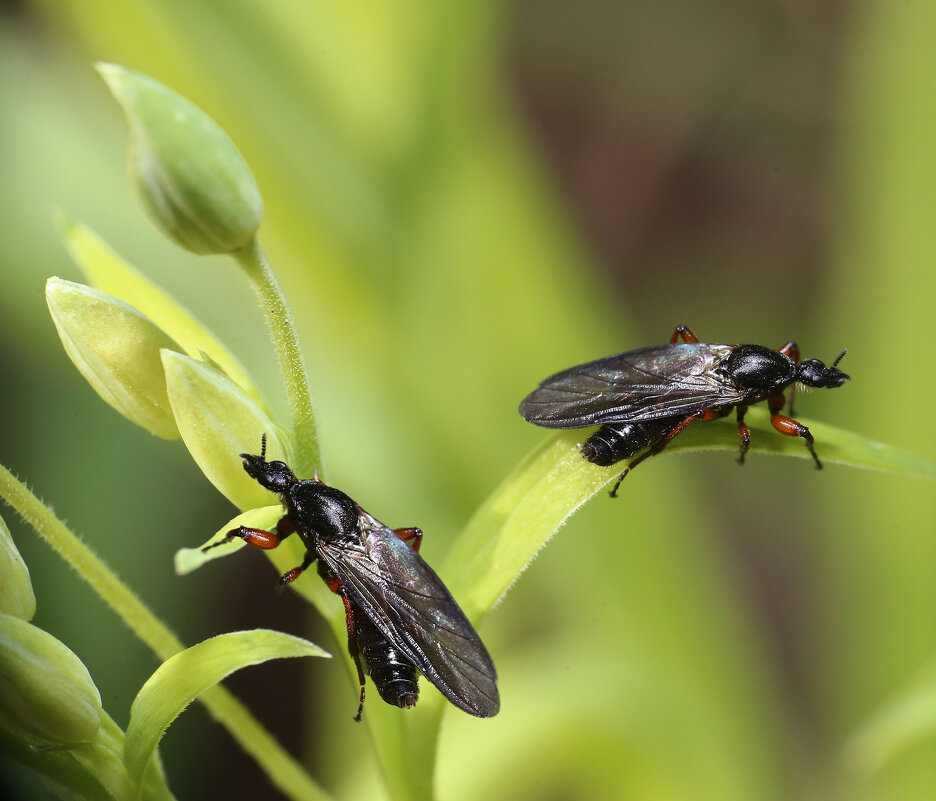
top-left (124, 630), bottom-right (328, 784)
top-left (443, 412), bottom-right (936, 622)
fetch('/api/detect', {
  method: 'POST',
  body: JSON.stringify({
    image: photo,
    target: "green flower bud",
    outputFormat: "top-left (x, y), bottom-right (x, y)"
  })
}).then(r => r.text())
top-left (47, 277), bottom-right (181, 439)
top-left (97, 63), bottom-right (263, 255)
top-left (0, 515), bottom-right (36, 621)
top-left (0, 613), bottom-right (102, 744)
top-left (162, 350), bottom-right (291, 508)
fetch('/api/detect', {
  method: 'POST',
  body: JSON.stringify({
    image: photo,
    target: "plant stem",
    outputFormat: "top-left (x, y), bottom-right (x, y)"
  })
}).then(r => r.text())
top-left (0, 463), bottom-right (333, 801)
top-left (232, 237), bottom-right (321, 478)
top-left (230, 240), bottom-right (428, 797)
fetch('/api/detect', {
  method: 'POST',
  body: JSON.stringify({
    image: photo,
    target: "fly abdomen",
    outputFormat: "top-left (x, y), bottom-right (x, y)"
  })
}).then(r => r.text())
top-left (356, 616), bottom-right (419, 709)
top-left (582, 420), bottom-right (677, 466)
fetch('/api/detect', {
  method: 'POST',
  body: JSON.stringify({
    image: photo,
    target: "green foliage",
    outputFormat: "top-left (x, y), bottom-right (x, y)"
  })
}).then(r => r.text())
top-left (1, 3), bottom-right (935, 801)
top-left (124, 630), bottom-right (328, 786)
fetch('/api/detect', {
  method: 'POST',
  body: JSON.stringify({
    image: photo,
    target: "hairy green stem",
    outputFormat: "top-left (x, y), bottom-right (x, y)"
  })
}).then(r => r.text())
top-left (0, 463), bottom-right (332, 801)
top-left (232, 237), bottom-right (321, 478)
top-left (230, 239), bottom-right (427, 797)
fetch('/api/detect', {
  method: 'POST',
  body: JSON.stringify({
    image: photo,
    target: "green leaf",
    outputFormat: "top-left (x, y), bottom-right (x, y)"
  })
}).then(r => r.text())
top-left (161, 350), bottom-right (292, 509)
top-left (174, 505), bottom-right (282, 575)
top-left (57, 215), bottom-right (263, 405)
top-left (845, 660), bottom-right (936, 774)
top-left (443, 412), bottom-right (936, 620)
top-left (97, 63), bottom-right (263, 255)
top-left (124, 630), bottom-right (329, 785)
top-left (46, 277), bottom-right (182, 439)
top-left (0, 513), bottom-right (35, 621)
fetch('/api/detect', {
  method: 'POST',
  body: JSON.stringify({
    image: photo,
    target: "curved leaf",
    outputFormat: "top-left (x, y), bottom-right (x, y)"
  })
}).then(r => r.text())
top-left (124, 630), bottom-right (329, 785)
top-left (845, 660), bottom-right (936, 774)
top-left (443, 412), bottom-right (936, 620)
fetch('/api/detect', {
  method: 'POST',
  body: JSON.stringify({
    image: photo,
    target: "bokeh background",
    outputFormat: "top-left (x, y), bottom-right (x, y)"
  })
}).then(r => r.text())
top-left (1, 1), bottom-right (935, 799)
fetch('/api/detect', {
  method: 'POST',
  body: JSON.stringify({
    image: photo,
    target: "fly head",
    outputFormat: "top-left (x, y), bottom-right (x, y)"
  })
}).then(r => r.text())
top-left (240, 451), bottom-right (297, 494)
top-left (796, 350), bottom-right (850, 388)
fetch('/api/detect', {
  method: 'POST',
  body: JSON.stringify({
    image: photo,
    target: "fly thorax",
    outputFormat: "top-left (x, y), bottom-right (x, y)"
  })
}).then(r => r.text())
top-left (289, 482), bottom-right (359, 540)
top-left (723, 345), bottom-right (796, 394)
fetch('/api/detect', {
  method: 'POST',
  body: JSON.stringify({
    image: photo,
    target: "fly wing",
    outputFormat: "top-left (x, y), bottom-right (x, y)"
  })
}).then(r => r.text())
top-left (519, 342), bottom-right (745, 427)
top-left (318, 513), bottom-right (499, 718)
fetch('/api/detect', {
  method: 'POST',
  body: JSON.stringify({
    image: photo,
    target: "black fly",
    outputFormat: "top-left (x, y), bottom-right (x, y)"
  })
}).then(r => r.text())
top-left (519, 324), bottom-right (850, 496)
top-left (205, 438), bottom-right (500, 720)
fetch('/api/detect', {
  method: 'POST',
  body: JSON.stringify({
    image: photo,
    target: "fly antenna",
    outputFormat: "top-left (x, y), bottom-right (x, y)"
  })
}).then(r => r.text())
top-left (260, 433), bottom-right (267, 461)
top-left (831, 349), bottom-right (847, 369)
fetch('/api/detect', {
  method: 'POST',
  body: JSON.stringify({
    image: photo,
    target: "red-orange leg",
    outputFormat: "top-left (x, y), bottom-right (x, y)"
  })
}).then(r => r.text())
top-left (777, 340), bottom-right (799, 361)
top-left (609, 409), bottom-right (717, 497)
top-left (768, 393), bottom-right (821, 468)
top-left (670, 325), bottom-right (700, 344)
top-left (279, 549), bottom-right (316, 585)
top-left (203, 514), bottom-right (296, 552)
top-left (323, 573), bottom-right (367, 722)
top-left (736, 405), bottom-right (751, 465)
top-left (394, 527), bottom-right (423, 552)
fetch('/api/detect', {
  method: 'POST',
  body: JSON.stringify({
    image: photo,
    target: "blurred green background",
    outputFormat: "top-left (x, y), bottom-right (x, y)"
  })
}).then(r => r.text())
top-left (1, 1), bottom-right (934, 799)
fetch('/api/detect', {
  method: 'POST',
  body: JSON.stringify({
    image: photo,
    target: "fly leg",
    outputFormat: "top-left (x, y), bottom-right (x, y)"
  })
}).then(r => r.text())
top-left (670, 325), bottom-right (700, 343)
top-left (736, 405), bottom-right (751, 465)
top-left (319, 563), bottom-right (367, 722)
top-left (203, 514), bottom-right (296, 552)
top-left (608, 409), bottom-right (716, 497)
top-left (767, 393), bottom-right (822, 469)
top-left (393, 527), bottom-right (423, 552)
top-left (203, 516), bottom-right (317, 586)
top-left (279, 548), bottom-right (316, 585)
top-left (776, 340), bottom-right (801, 416)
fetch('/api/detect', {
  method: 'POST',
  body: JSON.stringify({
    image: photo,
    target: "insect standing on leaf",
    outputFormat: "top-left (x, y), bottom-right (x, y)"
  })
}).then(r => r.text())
top-left (203, 436), bottom-right (499, 720)
top-left (519, 325), bottom-right (850, 497)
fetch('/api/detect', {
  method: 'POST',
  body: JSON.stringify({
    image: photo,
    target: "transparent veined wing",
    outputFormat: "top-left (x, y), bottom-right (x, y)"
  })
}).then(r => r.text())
top-left (318, 512), bottom-right (499, 718)
top-left (519, 343), bottom-right (745, 427)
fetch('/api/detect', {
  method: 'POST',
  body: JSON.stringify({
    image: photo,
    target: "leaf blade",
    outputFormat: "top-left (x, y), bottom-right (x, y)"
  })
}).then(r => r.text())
top-left (444, 413), bottom-right (936, 621)
top-left (124, 630), bottom-right (329, 784)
